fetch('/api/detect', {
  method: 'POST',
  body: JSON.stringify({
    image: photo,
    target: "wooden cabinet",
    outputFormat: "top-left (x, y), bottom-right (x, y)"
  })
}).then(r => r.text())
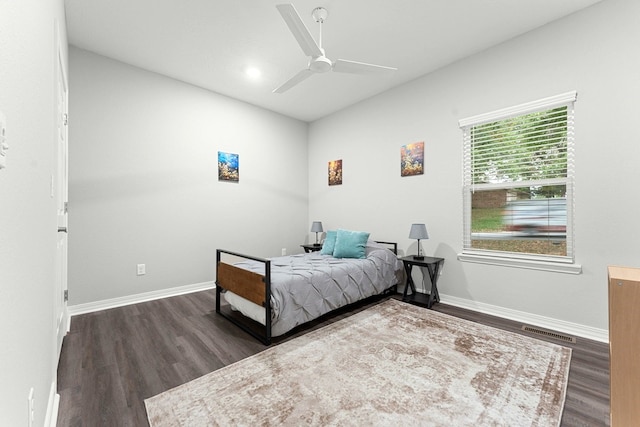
top-left (608, 266), bottom-right (640, 426)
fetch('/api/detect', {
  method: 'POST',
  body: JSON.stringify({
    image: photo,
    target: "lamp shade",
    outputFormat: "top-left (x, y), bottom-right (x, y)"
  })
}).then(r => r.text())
top-left (409, 223), bottom-right (429, 240)
top-left (310, 221), bottom-right (323, 233)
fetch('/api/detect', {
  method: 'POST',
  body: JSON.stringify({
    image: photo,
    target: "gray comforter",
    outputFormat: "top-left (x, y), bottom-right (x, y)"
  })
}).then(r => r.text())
top-left (231, 242), bottom-right (403, 336)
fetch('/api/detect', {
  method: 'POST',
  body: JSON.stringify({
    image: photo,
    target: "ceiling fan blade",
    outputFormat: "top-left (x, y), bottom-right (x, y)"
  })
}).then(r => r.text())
top-left (276, 4), bottom-right (323, 58)
top-left (273, 69), bottom-right (314, 93)
top-left (333, 59), bottom-right (397, 74)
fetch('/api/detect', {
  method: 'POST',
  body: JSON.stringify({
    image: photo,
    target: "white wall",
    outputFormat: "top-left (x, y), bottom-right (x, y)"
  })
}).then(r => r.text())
top-left (68, 48), bottom-right (309, 305)
top-left (309, 0), bottom-right (639, 337)
top-left (0, 0), bottom-right (67, 425)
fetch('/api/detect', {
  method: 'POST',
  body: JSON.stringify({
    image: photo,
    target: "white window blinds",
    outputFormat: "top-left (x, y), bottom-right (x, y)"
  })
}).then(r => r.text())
top-left (461, 91), bottom-right (577, 190)
top-left (458, 91), bottom-right (579, 272)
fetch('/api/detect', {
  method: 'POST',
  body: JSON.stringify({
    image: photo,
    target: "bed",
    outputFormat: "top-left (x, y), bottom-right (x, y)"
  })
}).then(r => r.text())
top-left (215, 237), bottom-right (403, 345)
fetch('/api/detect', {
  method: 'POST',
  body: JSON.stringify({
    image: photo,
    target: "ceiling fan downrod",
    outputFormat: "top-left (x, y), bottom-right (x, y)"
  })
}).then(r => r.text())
top-left (309, 7), bottom-right (330, 72)
top-left (311, 7), bottom-right (328, 49)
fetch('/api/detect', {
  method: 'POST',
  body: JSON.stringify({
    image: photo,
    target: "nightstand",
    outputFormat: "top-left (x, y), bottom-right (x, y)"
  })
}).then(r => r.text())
top-left (301, 244), bottom-right (322, 253)
top-left (400, 255), bottom-right (444, 308)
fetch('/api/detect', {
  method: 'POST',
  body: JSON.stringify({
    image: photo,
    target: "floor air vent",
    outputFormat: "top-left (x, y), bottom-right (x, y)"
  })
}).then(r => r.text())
top-left (521, 325), bottom-right (576, 343)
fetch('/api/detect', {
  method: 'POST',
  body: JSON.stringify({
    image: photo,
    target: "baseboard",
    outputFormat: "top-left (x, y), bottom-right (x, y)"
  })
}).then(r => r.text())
top-left (67, 281), bottom-right (215, 316)
top-left (440, 293), bottom-right (609, 343)
top-left (45, 382), bottom-right (59, 427)
top-left (65, 283), bottom-right (608, 342)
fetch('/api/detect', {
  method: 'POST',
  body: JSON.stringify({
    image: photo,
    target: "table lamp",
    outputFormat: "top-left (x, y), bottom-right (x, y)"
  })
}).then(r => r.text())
top-left (311, 221), bottom-right (323, 245)
top-left (409, 223), bottom-right (429, 260)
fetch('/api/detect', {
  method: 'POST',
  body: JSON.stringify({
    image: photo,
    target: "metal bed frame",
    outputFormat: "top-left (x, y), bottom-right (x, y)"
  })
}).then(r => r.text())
top-left (215, 242), bottom-right (398, 345)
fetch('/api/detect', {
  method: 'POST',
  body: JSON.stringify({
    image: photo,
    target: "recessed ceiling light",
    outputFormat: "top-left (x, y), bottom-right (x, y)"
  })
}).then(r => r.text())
top-left (245, 67), bottom-right (261, 79)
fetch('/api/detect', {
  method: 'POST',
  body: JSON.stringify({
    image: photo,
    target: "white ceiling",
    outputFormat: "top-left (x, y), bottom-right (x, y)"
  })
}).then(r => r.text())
top-left (64, 0), bottom-right (601, 122)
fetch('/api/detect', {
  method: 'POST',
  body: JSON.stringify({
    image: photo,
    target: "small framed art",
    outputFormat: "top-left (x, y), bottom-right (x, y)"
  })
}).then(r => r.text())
top-left (401, 142), bottom-right (424, 177)
top-left (328, 159), bottom-right (342, 186)
top-left (218, 151), bottom-right (239, 182)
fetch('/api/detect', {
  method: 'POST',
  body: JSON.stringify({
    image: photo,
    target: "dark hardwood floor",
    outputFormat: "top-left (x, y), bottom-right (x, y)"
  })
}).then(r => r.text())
top-left (57, 290), bottom-right (610, 426)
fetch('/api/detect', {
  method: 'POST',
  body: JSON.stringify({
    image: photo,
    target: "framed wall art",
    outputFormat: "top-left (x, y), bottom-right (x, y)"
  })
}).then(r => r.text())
top-left (328, 159), bottom-right (342, 186)
top-left (401, 142), bottom-right (424, 177)
top-left (218, 151), bottom-right (239, 182)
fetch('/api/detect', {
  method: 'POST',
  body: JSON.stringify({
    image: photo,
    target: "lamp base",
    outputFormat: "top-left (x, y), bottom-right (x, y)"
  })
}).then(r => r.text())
top-left (413, 255), bottom-right (425, 260)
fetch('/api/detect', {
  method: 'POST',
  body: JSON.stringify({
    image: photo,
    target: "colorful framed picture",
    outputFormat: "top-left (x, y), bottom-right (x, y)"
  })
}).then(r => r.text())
top-left (401, 142), bottom-right (424, 177)
top-left (328, 159), bottom-right (343, 186)
top-left (218, 151), bottom-right (239, 182)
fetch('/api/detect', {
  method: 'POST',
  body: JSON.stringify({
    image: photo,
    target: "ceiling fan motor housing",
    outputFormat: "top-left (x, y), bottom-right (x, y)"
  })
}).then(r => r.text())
top-left (309, 56), bottom-right (332, 73)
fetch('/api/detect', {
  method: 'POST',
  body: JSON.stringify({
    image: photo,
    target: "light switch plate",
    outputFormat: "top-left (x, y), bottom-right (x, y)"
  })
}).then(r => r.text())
top-left (0, 110), bottom-right (7, 170)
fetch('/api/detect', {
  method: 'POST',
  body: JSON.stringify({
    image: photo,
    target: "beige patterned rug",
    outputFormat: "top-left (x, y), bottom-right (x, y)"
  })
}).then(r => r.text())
top-left (145, 299), bottom-right (571, 426)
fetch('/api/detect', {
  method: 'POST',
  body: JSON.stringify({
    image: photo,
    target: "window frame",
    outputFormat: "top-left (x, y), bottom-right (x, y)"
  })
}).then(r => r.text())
top-left (458, 92), bottom-right (581, 274)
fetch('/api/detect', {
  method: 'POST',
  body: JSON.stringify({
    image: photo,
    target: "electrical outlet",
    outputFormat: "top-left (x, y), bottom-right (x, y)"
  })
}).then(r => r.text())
top-left (137, 264), bottom-right (146, 275)
top-left (281, 248), bottom-right (286, 256)
top-left (28, 388), bottom-right (34, 427)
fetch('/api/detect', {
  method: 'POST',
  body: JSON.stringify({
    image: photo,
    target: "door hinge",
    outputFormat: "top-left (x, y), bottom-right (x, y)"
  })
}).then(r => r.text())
top-left (64, 201), bottom-right (68, 214)
top-left (64, 290), bottom-right (68, 302)
top-left (63, 113), bottom-right (68, 126)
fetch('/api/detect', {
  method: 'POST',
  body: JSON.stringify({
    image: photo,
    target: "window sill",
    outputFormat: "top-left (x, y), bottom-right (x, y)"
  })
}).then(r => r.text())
top-left (457, 252), bottom-right (582, 274)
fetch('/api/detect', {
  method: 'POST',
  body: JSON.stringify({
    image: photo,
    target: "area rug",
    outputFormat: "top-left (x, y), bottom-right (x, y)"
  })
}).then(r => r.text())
top-left (145, 299), bottom-right (571, 426)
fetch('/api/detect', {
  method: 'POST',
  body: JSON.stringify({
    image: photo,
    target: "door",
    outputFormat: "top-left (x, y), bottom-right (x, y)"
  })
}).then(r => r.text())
top-left (54, 46), bottom-right (69, 359)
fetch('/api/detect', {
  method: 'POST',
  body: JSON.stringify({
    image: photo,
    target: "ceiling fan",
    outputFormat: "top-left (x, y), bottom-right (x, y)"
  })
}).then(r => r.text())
top-left (273, 4), bottom-right (397, 93)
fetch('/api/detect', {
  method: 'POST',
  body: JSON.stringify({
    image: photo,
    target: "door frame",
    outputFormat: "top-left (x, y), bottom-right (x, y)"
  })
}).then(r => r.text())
top-left (54, 38), bottom-right (69, 361)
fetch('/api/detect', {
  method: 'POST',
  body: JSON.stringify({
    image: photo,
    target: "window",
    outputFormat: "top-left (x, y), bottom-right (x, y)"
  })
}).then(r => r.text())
top-left (458, 92), bottom-right (581, 274)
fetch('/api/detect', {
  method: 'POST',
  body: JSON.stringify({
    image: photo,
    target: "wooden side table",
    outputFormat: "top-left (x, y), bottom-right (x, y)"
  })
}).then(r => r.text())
top-left (301, 244), bottom-right (322, 253)
top-left (400, 255), bottom-right (444, 308)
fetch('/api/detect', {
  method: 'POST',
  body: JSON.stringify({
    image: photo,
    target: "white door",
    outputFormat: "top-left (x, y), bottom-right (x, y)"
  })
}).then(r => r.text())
top-left (54, 47), bottom-right (69, 359)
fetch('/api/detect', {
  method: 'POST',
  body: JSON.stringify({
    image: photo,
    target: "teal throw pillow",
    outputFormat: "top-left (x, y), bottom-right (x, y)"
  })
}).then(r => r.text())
top-left (333, 229), bottom-right (370, 259)
top-left (320, 230), bottom-right (338, 255)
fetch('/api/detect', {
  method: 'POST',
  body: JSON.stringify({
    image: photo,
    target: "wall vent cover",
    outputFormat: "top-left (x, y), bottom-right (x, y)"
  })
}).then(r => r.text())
top-left (521, 325), bottom-right (576, 343)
